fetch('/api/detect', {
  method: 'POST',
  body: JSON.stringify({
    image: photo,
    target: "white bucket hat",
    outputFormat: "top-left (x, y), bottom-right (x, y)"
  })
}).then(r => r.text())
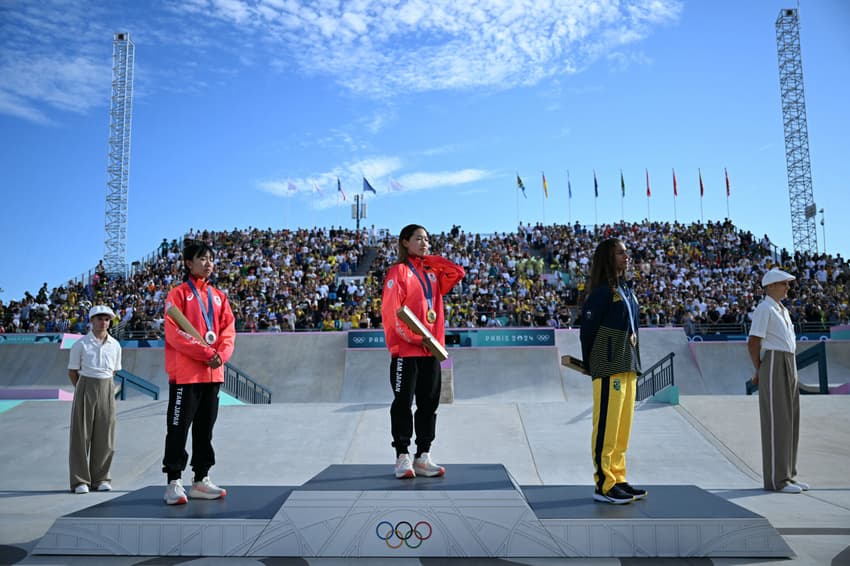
top-left (761, 268), bottom-right (795, 287)
top-left (89, 305), bottom-right (116, 319)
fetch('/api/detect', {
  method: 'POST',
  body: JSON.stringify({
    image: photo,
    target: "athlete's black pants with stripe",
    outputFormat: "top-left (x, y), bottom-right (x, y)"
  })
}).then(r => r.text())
top-left (162, 382), bottom-right (220, 482)
top-left (389, 356), bottom-right (441, 457)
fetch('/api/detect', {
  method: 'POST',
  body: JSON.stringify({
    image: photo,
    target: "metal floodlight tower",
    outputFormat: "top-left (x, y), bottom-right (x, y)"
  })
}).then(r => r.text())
top-left (103, 32), bottom-right (135, 277)
top-left (775, 9), bottom-right (818, 255)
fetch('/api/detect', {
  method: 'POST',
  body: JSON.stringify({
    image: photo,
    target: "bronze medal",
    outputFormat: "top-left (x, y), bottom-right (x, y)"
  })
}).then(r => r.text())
top-left (426, 309), bottom-right (437, 323)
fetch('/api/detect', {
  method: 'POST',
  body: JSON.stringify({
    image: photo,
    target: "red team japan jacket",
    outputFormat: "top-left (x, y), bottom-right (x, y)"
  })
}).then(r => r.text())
top-left (381, 255), bottom-right (465, 358)
top-left (164, 276), bottom-right (236, 384)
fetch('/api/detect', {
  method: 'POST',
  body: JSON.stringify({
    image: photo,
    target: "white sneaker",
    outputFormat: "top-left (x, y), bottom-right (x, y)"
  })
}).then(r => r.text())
top-left (189, 477), bottom-right (226, 500)
top-left (779, 483), bottom-right (803, 494)
top-left (73, 484), bottom-right (89, 494)
top-left (96, 482), bottom-right (112, 492)
top-left (792, 480), bottom-right (810, 491)
top-left (394, 454), bottom-right (415, 479)
top-left (413, 452), bottom-right (445, 477)
top-left (164, 479), bottom-right (188, 505)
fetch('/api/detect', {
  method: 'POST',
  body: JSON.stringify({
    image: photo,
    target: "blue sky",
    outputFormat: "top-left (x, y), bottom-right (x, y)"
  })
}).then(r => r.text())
top-left (1, 0), bottom-right (848, 302)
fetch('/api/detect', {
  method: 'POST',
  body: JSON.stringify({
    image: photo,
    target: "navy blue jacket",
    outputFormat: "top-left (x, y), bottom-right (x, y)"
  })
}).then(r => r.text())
top-left (579, 280), bottom-right (642, 379)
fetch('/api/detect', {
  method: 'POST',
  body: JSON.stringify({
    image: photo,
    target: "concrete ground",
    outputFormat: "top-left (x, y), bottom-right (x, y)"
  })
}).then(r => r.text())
top-left (0, 331), bottom-right (848, 565)
top-left (1, 395), bottom-right (848, 565)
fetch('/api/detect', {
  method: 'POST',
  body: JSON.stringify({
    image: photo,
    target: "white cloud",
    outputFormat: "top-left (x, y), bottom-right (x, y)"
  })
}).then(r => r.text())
top-left (257, 155), bottom-right (494, 207)
top-left (0, 53), bottom-right (109, 117)
top-left (0, 0), bottom-right (682, 122)
top-left (173, 0), bottom-right (683, 96)
top-left (397, 169), bottom-right (491, 190)
top-left (0, 92), bottom-right (51, 125)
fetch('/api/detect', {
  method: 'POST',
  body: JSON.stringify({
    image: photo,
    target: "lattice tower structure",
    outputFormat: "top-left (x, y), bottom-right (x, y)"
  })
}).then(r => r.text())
top-left (776, 8), bottom-right (817, 255)
top-left (103, 32), bottom-right (135, 277)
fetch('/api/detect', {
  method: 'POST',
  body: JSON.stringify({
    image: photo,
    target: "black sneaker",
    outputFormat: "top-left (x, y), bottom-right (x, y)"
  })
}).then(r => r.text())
top-left (616, 482), bottom-right (647, 500)
top-left (593, 485), bottom-right (634, 505)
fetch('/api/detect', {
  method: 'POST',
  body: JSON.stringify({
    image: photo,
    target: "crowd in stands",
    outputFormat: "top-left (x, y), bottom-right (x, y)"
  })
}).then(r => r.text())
top-left (1, 220), bottom-right (848, 337)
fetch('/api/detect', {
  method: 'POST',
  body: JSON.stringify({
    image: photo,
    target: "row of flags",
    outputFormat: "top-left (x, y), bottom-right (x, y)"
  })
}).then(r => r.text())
top-left (285, 176), bottom-right (405, 202)
top-left (517, 169), bottom-right (732, 199)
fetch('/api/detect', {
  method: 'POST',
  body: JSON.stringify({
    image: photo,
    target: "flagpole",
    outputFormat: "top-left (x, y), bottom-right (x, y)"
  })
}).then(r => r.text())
top-left (515, 172), bottom-right (520, 228)
top-left (672, 168), bottom-right (678, 223)
top-left (647, 196), bottom-right (651, 222)
top-left (619, 169), bottom-right (625, 222)
top-left (541, 172), bottom-right (546, 226)
top-left (726, 195), bottom-right (730, 220)
top-left (593, 170), bottom-right (598, 227)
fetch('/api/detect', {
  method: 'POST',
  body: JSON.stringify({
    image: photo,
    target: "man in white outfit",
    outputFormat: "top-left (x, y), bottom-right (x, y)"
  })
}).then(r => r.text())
top-left (68, 305), bottom-right (122, 493)
top-left (747, 268), bottom-right (810, 494)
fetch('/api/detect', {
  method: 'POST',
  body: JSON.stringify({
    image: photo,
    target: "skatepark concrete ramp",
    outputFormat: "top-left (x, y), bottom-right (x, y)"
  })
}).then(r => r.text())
top-left (2, 332), bottom-right (847, 402)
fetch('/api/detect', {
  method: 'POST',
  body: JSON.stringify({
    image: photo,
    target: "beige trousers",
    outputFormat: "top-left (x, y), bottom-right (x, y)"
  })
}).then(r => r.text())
top-left (69, 376), bottom-right (115, 489)
top-left (758, 350), bottom-right (800, 491)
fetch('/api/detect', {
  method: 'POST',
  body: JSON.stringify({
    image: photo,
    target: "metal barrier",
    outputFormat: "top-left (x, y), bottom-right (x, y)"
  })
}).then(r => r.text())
top-left (223, 362), bottom-right (272, 404)
top-left (636, 352), bottom-right (675, 402)
top-left (114, 369), bottom-right (159, 400)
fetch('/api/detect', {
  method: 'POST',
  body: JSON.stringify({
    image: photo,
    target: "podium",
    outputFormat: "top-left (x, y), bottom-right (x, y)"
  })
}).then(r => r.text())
top-left (35, 464), bottom-right (792, 558)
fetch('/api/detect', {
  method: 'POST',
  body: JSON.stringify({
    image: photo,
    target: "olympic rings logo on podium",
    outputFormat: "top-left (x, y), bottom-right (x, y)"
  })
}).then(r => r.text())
top-left (375, 520), bottom-right (432, 549)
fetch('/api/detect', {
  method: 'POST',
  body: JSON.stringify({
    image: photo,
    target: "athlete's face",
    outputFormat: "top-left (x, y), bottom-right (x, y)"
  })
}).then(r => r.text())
top-left (187, 252), bottom-right (215, 280)
top-left (614, 242), bottom-right (629, 275)
top-left (403, 228), bottom-right (429, 258)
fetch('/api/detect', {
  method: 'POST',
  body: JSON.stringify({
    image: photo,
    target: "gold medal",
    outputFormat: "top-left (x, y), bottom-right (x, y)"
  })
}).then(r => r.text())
top-left (426, 309), bottom-right (437, 323)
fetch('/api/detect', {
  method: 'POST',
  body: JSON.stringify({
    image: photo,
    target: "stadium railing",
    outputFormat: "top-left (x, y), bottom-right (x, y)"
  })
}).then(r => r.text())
top-left (636, 352), bottom-right (675, 402)
top-left (223, 362), bottom-right (272, 404)
top-left (114, 369), bottom-right (160, 400)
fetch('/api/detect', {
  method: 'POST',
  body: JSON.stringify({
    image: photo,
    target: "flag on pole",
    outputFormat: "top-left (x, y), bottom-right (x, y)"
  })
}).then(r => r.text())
top-left (620, 170), bottom-right (625, 197)
top-left (699, 169), bottom-right (704, 197)
top-left (645, 169), bottom-right (651, 197)
top-left (593, 170), bottom-right (598, 198)
top-left (363, 177), bottom-right (377, 194)
top-left (542, 172), bottom-right (549, 199)
top-left (389, 177), bottom-right (404, 192)
top-left (673, 168), bottom-right (678, 197)
top-left (516, 174), bottom-right (527, 198)
top-left (725, 168), bottom-right (731, 197)
top-left (568, 170), bottom-right (572, 199)
top-left (337, 177), bottom-right (347, 201)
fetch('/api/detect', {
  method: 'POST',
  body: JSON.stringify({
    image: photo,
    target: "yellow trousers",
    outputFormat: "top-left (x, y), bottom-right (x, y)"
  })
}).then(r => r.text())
top-left (591, 371), bottom-right (637, 493)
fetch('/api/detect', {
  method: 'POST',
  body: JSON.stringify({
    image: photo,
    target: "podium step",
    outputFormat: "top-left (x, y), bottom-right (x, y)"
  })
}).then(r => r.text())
top-left (523, 485), bottom-right (793, 557)
top-left (35, 464), bottom-right (792, 558)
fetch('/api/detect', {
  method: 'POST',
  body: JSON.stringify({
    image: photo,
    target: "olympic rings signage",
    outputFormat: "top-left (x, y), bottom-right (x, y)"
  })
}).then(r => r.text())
top-left (375, 520), bottom-right (432, 549)
top-left (348, 330), bottom-right (385, 348)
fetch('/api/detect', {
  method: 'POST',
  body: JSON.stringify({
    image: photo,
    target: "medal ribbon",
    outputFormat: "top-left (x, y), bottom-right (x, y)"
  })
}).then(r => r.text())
top-left (187, 279), bottom-right (214, 337)
top-left (617, 280), bottom-right (636, 337)
top-left (406, 260), bottom-right (434, 314)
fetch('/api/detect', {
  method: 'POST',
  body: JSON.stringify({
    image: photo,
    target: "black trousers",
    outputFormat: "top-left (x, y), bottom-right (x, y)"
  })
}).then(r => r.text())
top-left (162, 382), bottom-right (220, 481)
top-left (389, 356), bottom-right (441, 456)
